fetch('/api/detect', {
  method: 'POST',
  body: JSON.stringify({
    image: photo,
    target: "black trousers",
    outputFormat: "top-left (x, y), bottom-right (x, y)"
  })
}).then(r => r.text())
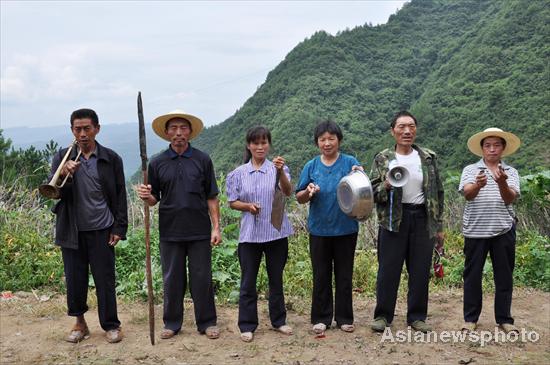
top-left (374, 206), bottom-right (434, 324)
top-left (309, 233), bottom-right (358, 327)
top-left (159, 239), bottom-right (217, 333)
top-left (238, 238), bottom-right (288, 332)
top-left (61, 228), bottom-right (120, 331)
top-left (463, 227), bottom-right (516, 324)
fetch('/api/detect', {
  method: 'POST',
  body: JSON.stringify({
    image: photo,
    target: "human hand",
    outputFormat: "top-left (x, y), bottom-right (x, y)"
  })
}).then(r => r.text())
top-left (61, 160), bottom-right (80, 177)
top-left (384, 177), bottom-right (392, 191)
top-left (211, 227), bottom-right (222, 246)
top-left (306, 183), bottom-right (320, 198)
top-left (136, 184), bottom-right (152, 200)
top-left (493, 165), bottom-right (508, 185)
top-left (351, 165), bottom-right (364, 172)
top-left (108, 234), bottom-right (121, 246)
top-left (249, 203), bottom-right (261, 215)
top-left (435, 232), bottom-right (445, 256)
top-left (273, 156), bottom-right (285, 171)
top-left (475, 170), bottom-right (488, 188)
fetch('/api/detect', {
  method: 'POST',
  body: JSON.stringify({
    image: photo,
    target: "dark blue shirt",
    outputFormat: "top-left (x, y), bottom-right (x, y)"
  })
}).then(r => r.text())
top-left (296, 153), bottom-right (360, 236)
top-left (148, 144), bottom-right (218, 242)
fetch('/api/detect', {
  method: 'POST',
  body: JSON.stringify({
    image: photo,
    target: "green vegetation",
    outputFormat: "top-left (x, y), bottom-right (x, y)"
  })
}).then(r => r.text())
top-left (193, 0), bottom-right (549, 176)
top-left (1, 170), bottom-right (548, 300)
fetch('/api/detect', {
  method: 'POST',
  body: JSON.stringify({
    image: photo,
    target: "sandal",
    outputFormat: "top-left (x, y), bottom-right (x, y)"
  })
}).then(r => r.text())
top-left (274, 324), bottom-right (293, 335)
top-left (461, 322), bottom-right (477, 333)
top-left (160, 328), bottom-right (177, 339)
top-left (499, 323), bottom-right (519, 334)
top-left (66, 325), bottom-right (90, 343)
top-left (340, 324), bottom-right (355, 333)
top-left (312, 323), bottom-right (327, 334)
top-left (204, 326), bottom-right (220, 339)
top-left (240, 331), bottom-right (254, 342)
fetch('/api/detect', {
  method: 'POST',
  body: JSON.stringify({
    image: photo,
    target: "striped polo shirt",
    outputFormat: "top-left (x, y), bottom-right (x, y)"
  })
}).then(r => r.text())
top-left (226, 159), bottom-right (293, 243)
top-left (458, 159), bottom-right (520, 238)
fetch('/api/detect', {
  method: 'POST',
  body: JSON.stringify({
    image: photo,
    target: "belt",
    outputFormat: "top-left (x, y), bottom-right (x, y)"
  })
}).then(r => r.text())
top-left (402, 203), bottom-right (425, 210)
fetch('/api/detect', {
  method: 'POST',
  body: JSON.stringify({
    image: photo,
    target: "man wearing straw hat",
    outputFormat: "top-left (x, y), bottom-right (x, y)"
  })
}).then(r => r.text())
top-left (459, 127), bottom-right (521, 334)
top-left (137, 110), bottom-right (221, 340)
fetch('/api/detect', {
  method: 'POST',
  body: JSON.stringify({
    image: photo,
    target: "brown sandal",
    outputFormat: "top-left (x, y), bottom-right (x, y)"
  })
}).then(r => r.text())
top-left (66, 325), bottom-right (90, 343)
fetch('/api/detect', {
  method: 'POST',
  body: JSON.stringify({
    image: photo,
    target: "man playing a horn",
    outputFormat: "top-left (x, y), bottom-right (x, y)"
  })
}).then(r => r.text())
top-left (48, 108), bottom-right (127, 343)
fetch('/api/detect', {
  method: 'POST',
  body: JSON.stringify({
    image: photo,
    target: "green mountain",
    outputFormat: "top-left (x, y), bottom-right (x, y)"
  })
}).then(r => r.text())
top-left (193, 0), bottom-right (549, 176)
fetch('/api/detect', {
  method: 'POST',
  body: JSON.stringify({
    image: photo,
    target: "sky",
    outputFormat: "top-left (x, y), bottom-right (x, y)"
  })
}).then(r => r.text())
top-left (1, 0), bottom-right (406, 130)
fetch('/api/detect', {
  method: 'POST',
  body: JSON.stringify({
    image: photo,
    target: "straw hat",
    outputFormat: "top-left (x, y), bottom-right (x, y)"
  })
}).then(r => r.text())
top-left (152, 110), bottom-right (204, 141)
top-left (467, 127), bottom-right (520, 157)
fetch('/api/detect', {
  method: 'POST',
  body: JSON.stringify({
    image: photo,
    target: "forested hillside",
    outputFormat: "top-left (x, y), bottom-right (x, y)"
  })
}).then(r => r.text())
top-left (193, 0), bottom-right (549, 175)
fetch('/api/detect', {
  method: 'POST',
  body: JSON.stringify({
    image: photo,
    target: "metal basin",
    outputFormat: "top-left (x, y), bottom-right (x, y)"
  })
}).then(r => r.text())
top-left (337, 170), bottom-right (374, 221)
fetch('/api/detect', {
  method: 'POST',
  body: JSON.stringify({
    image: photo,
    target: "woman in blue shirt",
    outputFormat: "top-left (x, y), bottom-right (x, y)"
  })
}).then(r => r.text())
top-left (296, 120), bottom-right (362, 334)
top-left (226, 126), bottom-right (294, 342)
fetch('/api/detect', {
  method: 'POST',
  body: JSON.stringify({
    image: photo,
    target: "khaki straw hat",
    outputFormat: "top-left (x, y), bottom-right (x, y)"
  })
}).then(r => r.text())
top-left (467, 127), bottom-right (520, 157)
top-left (152, 109), bottom-right (204, 141)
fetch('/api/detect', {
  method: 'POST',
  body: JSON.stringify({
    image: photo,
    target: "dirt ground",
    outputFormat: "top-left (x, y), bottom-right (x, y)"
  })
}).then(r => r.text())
top-left (1, 288), bottom-right (548, 365)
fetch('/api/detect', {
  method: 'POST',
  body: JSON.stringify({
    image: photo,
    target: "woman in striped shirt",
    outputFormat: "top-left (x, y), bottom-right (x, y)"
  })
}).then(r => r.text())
top-left (459, 128), bottom-right (521, 334)
top-left (226, 126), bottom-right (294, 342)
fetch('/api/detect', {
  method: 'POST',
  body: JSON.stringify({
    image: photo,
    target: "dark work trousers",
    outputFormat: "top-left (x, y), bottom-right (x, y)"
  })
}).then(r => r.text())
top-left (61, 227), bottom-right (120, 331)
top-left (463, 226), bottom-right (516, 324)
top-left (238, 238), bottom-right (289, 333)
top-left (374, 206), bottom-right (434, 324)
top-left (159, 239), bottom-right (217, 333)
top-left (309, 233), bottom-right (358, 327)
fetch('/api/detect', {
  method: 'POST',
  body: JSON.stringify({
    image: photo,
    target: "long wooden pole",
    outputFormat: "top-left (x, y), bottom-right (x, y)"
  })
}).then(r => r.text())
top-left (138, 91), bottom-right (155, 345)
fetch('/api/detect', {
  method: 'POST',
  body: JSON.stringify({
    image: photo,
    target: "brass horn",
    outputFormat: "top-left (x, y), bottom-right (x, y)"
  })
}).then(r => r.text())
top-left (39, 139), bottom-right (82, 199)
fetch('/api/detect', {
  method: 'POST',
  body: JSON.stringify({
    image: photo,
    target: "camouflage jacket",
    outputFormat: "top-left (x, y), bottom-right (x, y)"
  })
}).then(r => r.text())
top-left (369, 144), bottom-right (444, 238)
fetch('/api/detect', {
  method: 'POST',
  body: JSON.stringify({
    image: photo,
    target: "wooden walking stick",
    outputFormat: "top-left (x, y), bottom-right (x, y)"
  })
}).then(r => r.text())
top-left (138, 91), bottom-right (155, 345)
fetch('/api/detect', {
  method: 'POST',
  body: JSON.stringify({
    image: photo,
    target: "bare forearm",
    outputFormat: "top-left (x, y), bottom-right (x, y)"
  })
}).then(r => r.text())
top-left (498, 184), bottom-right (516, 204)
top-left (279, 172), bottom-right (292, 197)
top-left (208, 198), bottom-right (220, 229)
top-left (229, 200), bottom-right (252, 212)
top-left (463, 183), bottom-right (482, 201)
top-left (296, 190), bottom-right (310, 204)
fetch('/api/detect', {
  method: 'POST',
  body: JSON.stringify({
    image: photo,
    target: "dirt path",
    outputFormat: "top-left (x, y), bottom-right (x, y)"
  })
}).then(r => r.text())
top-left (1, 288), bottom-right (549, 364)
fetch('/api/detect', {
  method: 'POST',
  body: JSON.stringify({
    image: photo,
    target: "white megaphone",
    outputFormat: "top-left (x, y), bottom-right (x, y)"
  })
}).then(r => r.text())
top-left (387, 160), bottom-right (410, 188)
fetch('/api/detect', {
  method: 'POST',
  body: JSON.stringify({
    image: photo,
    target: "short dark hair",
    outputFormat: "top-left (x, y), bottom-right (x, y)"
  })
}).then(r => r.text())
top-left (313, 120), bottom-right (343, 145)
top-left (243, 125), bottom-right (272, 163)
top-left (70, 108), bottom-right (99, 126)
top-left (480, 136), bottom-right (506, 148)
top-left (390, 110), bottom-right (418, 128)
top-left (165, 118), bottom-right (192, 132)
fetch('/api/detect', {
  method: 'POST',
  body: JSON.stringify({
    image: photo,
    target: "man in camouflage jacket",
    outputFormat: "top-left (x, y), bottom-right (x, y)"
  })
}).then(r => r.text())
top-left (370, 147), bottom-right (444, 237)
top-left (369, 111), bottom-right (444, 334)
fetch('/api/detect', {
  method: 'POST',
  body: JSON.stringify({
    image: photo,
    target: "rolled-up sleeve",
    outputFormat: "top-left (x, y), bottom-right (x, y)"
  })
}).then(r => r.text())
top-left (226, 170), bottom-right (240, 202)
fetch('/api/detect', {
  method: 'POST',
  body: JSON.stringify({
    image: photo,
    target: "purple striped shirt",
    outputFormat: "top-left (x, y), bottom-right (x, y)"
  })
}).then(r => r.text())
top-left (226, 159), bottom-right (294, 243)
